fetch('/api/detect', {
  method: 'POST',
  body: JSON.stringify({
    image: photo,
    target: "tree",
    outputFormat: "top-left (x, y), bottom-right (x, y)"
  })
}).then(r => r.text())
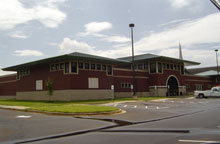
top-left (46, 78), bottom-right (54, 101)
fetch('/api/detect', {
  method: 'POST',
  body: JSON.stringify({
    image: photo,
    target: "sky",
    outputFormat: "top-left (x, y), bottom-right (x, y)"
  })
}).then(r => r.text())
top-left (0, 0), bottom-right (220, 76)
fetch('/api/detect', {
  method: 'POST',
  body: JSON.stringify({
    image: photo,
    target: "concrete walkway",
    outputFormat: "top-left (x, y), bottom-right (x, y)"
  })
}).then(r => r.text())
top-left (0, 105), bottom-right (29, 110)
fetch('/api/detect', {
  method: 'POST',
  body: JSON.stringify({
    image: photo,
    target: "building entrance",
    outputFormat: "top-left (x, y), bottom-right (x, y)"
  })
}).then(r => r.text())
top-left (167, 76), bottom-right (179, 96)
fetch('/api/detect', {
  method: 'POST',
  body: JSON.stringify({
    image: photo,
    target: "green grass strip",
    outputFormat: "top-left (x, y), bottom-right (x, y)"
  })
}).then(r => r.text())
top-left (29, 105), bottom-right (118, 113)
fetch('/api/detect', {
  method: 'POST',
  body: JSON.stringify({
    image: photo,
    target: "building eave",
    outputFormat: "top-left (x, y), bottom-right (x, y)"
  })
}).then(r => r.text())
top-left (2, 52), bottom-right (130, 72)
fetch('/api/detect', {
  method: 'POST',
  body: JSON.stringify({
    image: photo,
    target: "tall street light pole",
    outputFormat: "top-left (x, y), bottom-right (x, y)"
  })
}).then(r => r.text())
top-left (215, 49), bottom-right (219, 78)
top-left (210, 0), bottom-right (220, 11)
top-left (129, 23), bottom-right (136, 96)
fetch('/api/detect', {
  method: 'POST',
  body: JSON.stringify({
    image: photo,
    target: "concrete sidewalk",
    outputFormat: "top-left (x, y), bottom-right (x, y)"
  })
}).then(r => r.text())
top-left (0, 105), bottom-right (29, 110)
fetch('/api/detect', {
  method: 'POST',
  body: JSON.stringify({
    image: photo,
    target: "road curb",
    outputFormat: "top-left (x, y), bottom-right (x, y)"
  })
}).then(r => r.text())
top-left (0, 105), bottom-right (124, 116)
top-left (27, 108), bottom-right (125, 116)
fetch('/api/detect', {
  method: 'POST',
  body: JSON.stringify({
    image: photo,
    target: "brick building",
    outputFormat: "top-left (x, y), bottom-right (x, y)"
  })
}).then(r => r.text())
top-left (0, 52), bottom-right (215, 101)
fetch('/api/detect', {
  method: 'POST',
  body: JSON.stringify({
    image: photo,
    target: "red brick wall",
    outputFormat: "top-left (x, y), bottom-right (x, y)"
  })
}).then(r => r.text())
top-left (148, 70), bottom-right (184, 86)
top-left (113, 69), bottom-right (149, 92)
top-left (1, 63), bottom-right (216, 96)
top-left (17, 63), bottom-right (114, 92)
top-left (0, 74), bottom-right (17, 96)
top-left (184, 75), bottom-right (212, 92)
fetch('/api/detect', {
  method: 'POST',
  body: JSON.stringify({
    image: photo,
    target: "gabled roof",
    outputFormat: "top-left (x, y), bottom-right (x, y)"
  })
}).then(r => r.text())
top-left (2, 52), bottom-right (129, 71)
top-left (196, 70), bottom-right (218, 76)
top-left (187, 66), bottom-right (217, 75)
top-left (118, 53), bottom-right (200, 66)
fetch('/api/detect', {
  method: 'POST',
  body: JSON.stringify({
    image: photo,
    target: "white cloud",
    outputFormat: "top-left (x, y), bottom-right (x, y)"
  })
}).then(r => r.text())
top-left (9, 31), bottom-right (28, 39)
top-left (85, 22), bottom-right (112, 33)
top-left (14, 50), bottom-right (44, 56)
top-left (133, 13), bottom-right (220, 52)
top-left (0, 0), bottom-right (66, 30)
top-left (158, 48), bottom-right (215, 67)
top-left (103, 36), bottom-right (130, 43)
top-left (58, 37), bottom-right (130, 58)
top-left (168, 0), bottom-right (206, 13)
top-left (59, 37), bottom-right (95, 54)
top-left (169, 0), bottom-right (193, 9)
top-left (96, 13), bottom-right (220, 66)
top-left (78, 22), bottom-right (112, 37)
top-left (158, 18), bottom-right (190, 27)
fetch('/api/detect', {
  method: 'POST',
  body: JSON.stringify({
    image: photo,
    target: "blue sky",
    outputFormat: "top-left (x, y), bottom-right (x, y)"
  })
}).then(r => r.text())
top-left (1, 0), bottom-right (220, 75)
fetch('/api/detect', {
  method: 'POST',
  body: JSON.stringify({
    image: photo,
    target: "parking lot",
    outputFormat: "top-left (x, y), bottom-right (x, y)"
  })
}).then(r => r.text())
top-left (1, 97), bottom-right (220, 144)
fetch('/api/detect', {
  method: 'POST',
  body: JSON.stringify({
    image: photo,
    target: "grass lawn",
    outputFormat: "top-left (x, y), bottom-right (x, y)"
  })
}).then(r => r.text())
top-left (30, 105), bottom-right (119, 113)
top-left (0, 96), bottom-right (191, 113)
top-left (0, 99), bottom-right (119, 113)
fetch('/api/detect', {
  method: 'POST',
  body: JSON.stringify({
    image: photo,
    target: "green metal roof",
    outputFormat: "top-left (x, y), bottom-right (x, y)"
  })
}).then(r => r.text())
top-left (119, 53), bottom-right (200, 66)
top-left (2, 52), bottom-right (200, 72)
top-left (2, 52), bottom-right (130, 71)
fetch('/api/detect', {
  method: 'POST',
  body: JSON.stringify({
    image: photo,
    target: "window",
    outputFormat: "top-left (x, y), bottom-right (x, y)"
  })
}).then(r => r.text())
top-left (65, 62), bottom-right (69, 73)
top-left (216, 75), bottom-right (220, 82)
top-left (97, 64), bottom-right (101, 70)
top-left (181, 66), bottom-right (184, 75)
top-left (85, 63), bottom-right (90, 70)
top-left (134, 64), bottom-right (137, 70)
top-left (88, 78), bottom-right (99, 88)
top-left (71, 62), bottom-right (77, 73)
top-left (158, 63), bottom-right (162, 73)
top-left (163, 63), bottom-right (166, 69)
top-left (186, 84), bottom-right (190, 89)
top-left (212, 87), bottom-right (219, 92)
top-left (121, 83), bottom-right (131, 88)
top-left (195, 84), bottom-right (203, 90)
top-left (17, 71), bottom-right (20, 80)
top-left (138, 64), bottom-right (143, 70)
top-left (55, 64), bottom-right (59, 70)
top-left (167, 64), bottom-right (170, 69)
top-left (36, 80), bottom-right (43, 90)
top-left (170, 64), bottom-right (173, 70)
top-left (107, 65), bottom-right (113, 75)
top-left (24, 69), bottom-right (28, 76)
top-left (91, 64), bottom-right (96, 70)
top-left (78, 63), bottom-right (84, 69)
top-left (18, 69), bottom-right (30, 78)
top-left (177, 65), bottom-right (180, 70)
top-left (60, 63), bottom-right (64, 70)
top-left (150, 63), bottom-right (156, 73)
top-left (207, 84), bottom-right (211, 89)
top-left (50, 64), bottom-right (55, 71)
top-left (144, 63), bottom-right (148, 70)
top-left (174, 65), bottom-right (176, 70)
top-left (102, 65), bottom-right (106, 71)
top-left (121, 83), bottom-right (124, 88)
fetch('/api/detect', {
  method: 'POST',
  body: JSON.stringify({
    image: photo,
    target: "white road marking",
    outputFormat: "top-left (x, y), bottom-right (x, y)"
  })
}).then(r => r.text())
top-left (180, 101), bottom-right (184, 103)
top-left (201, 101), bottom-right (209, 104)
top-left (178, 139), bottom-right (220, 143)
top-left (218, 126), bottom-right (220, 128)
top-left (16, 115), bottom-right (31, 118)
top-left (159, 107), bottom-right (169, 109)
top-left (171, 101), bottom-right (175, 103)
top-left (113, 104), bottom-right (169, 110)
top-left (189, 101), bottom-right (194, 104)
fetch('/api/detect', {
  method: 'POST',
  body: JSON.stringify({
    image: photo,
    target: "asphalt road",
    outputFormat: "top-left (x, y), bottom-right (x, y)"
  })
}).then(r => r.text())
top-left (1, 97), bottom-right (220, 144)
